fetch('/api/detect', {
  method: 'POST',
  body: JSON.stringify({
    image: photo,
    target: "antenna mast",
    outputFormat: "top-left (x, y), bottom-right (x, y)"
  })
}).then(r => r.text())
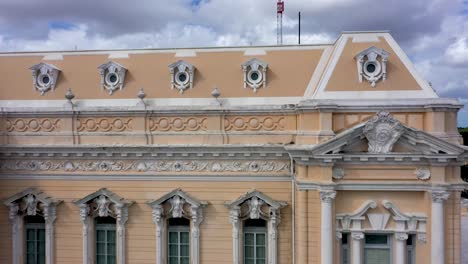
top-left (277, 0), bottom-right (284, 45)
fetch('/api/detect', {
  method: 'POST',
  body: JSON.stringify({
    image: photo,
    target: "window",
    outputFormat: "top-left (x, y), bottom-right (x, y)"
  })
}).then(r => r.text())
top-left (340, 233), bottom-right (350, 264)
top-left (95, 217), bottom-right (116, 264)
top-left (364, 234), bottom-right (391, 264)
top-left (244, 219), bottom-right (267, 264)
top-left (25, 216), bottom-right (46, 264)
top-left (406, 235), bottom-right (415, 264)
top-left (168, 218), bottom-right (190, 264)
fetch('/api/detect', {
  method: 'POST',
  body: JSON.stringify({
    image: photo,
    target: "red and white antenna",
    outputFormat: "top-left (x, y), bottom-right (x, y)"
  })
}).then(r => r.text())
top-left (277, 0), bottom-right (284, 45)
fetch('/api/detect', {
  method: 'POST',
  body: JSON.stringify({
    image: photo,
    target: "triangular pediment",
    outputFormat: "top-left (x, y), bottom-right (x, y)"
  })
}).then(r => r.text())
top-left (4, 187), bottom-right (61, 206)
top-left (73, 188), bottom-right (133, 207)
top-left (147, 188), bottom-right (207, 208)
top-left (225, 190), bottom-right (287, 210)
top-left (287, 112), bottom-right (466, 164)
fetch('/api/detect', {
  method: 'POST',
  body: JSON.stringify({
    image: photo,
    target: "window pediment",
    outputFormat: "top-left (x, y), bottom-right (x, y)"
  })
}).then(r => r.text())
top-left (242, 58), bottom-right (268, 92)
top-left (98, 61), bottom-right (127, 95)
top-left (355, 46), bottom-right (390, 87)
top-left (169, 60), bottom-right (195, 94)
top-left (29, 63), bottom-right (61, 95)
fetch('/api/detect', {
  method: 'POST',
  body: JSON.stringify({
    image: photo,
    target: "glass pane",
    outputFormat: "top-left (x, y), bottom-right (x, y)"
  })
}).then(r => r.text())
top-left (245, 259), bottom-right (255, 264)
top-left (38, 229), bottom-right (45, 241)
top-left (256, 246), bottom-right (266, 258)
top-left (38, 240), bottom-right (45, 256)
top-left (108, 255), bottom-right (116, 264)
top-left (180, 231), bottom-right (189, 244)
top-left (96, 255), bottom-right (106, 264)
top-left (168, 257), bottom-right (178, 264)
top-left (342, 248), bottom-right (349, 264)
top-left (256, 259), bottom-right (266, 264)
top-left (107, 230), bottom-right (115, 243)
top-left (97, 242), bottom-right (106, 255)
top-left (96, 230), bottom-right (105, 242)
top-left (169, 232), bottom-right (179, 243)
top-left (364, 249), bottom-right (390, 264)
top-left (27, 253), bottom-right (35, 264)
top-left (256, 234), bottom-right (266, 245)
top-left (27, 229), bottom-right (36, 240)
top-left (169, 245), bottom-right (179, 256)
top-left (365, 235), bottom-right (388, 245)
top-left (181, 256), bottom-right (190, 264)
top-left (38, 253), bottom-right (46, 264)
top-left (108, 243), bottom-right (116, 256)
top-left (245, 233), bottom-right (254, 245)
top-left (181, 244), bottom-right (190, 257)
top-left (27, 241), bottom-right (36, 253)
top-left (245, 245), bottom-right (254, 258)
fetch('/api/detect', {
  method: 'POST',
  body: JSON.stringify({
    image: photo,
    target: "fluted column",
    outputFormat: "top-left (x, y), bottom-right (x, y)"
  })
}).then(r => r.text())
top-left (320, 190), bottom-right (336, 264)
top-left (431, 191), bottom-right (449, 264)
top-left (351, 232), bottom-right (363, 264)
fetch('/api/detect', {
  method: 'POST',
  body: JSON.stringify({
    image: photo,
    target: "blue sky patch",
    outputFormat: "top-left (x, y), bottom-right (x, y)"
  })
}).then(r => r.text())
top-left (48, 21), bottom-right (76, 30)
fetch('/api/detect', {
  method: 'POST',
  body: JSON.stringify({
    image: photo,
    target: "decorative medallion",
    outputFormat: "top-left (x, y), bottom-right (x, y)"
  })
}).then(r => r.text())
top-left (363, 111), bottom-right (405, 153)
top-left (98, 61), bottom-right (127, 95)
top-left (242, 58), bottom-right (268, 92)
top-left (29, 63), bottom-right (61, 95)
top-left (169, 60), bottom-right (195, 93)
top-left (355, 46), bottom-right (390, 87)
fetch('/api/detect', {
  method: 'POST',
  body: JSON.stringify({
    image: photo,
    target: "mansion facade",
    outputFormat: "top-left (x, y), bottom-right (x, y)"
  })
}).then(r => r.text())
top-left (0, 31), bottom-right (467, 264)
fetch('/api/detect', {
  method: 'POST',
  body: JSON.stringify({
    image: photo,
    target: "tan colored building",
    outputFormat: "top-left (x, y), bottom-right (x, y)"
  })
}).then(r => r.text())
top-left (0, 31), bottom-right (467, 264)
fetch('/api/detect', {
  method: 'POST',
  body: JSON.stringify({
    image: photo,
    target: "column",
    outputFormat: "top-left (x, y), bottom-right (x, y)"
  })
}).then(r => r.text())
top-left (297, 190), bottom-right (308, 263)
top-left (320, 190), bottom-right (336, 264)
top-left (431, 191), bottom-right (449, 264)
top-left (351, 232), bottom-right (363, 264)
top-left (395, 233), bottom-right (408, 264)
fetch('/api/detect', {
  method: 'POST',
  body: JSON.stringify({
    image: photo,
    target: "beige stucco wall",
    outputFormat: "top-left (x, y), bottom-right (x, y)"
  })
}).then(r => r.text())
top-left (0, 180), bottom-right (292, 264)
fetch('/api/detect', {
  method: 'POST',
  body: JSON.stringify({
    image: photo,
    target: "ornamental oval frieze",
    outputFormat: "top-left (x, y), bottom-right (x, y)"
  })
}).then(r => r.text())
top-left (77, 118), bottom-right (132, 132)
top-left (149, 117), bottom-right (207, 132)
top-left (1, 160), bottom-right (290, 173)
top-left (6, 118), bottom-right (61, 132)
top-left (224, 116), bottom-right (286, 131)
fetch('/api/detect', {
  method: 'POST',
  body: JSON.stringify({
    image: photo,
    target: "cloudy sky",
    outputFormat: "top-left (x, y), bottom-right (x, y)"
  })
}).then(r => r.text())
top-left (0, 0), bottom-right (467, 125)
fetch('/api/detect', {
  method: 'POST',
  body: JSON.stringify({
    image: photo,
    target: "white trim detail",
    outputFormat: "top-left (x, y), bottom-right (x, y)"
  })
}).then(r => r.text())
top-left (29, 63), bottom-right (61, 96)
top-left (147, 189), bottom-right (207, 264)
top-left (430, 191), bottom-right (450, 264)
top-left (98, 61), bottom-right (127, 95)
top-left (169, 60), bottom-right (195, 93)
top-left (320, 190), bottom-right (336, 264)
top-left (3, 188), bottom-right (62, 264)
top-left (73, 188), bottom-right (134, 264)
top-left (225, 190), bottom-right (287, 264)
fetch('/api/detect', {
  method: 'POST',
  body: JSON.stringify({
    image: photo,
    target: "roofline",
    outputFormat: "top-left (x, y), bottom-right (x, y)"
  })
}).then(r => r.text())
top-left (341, 30), bottom-right (390, 34)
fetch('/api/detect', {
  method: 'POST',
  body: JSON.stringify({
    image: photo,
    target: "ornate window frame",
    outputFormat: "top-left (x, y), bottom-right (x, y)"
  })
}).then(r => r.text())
top-left (29, 63), bottom-right (61, 95)
top-left (225, 190), bottom-right (287, 264)
top-left (355, 46), bottom-right (390, 87)
top-left (73, 188), bottom-right (134, 264)
top-left (242, 58), bottom-right (268, 92)
top-left (169, 60), bottom-right (195, 94)
top-left (147, 189), bottom-right (207, 264)
top-left (3, 188), bottom-right (62, 264)
top-left (98, 61), bottom-right (127, 95)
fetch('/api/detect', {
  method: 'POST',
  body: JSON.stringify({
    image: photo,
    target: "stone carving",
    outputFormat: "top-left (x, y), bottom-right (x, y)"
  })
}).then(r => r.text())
top-left (149, 117), bottom-right (207, 132)
top-left (29, 63), bottom-right (61, 95)
top-left (6, 118), bottom-right (61, 132)
top-left (98, 61), bottom-right (127, 95)
top-left (431, 191), bottom-right (450, 203)
top-left (4, 188), bottom-right (62, 264)
top-left (461, 199), bottom-right (468, 208)
top-left (242, 58), bottom-right (268, 92)
top-left (319, 190), bottom-right (337, 203)
top-left (355, 46), bottom-right (390, 87)
top-left (414, 167), bottom-right (431, 180)
top-left (382, 200), bottom-right (427, 243)
top-left (147, 189), bottom-right (207, 264)
top-left (169, 60), bottom-right (195, 93)
top-left (77, 118), bottom-right (132, 132)
top-left (363, 111), bottom-right (405, 153)
top-left (332, 167), bottom-right (345, 180)
top-left (395, 232), bottom-right (409, 241)
top-left (224, 116), bottom-right (285, 131)
top-left (1, 159), bottom-right (290, 173)
top-left (225, 190), bottom-right (287, 264)
top-left (367, 213), bottom-right (390, 230)
top-left (74, 188), bottom-right (133, 264)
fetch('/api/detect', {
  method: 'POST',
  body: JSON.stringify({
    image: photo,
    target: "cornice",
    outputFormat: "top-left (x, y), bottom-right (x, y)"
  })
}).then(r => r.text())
top-left (296, 182), bottom-right (468, 191)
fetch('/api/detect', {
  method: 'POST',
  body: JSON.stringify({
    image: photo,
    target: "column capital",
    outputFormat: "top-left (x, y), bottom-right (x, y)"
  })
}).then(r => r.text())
top-left (395, 232), bottom-right (408, 241)
top-left (431, 191), bottom-right (450, 203)
top-left (351, 232), bottom-right (364, 240)
top-left (319, 190), bottom-right (336, 203)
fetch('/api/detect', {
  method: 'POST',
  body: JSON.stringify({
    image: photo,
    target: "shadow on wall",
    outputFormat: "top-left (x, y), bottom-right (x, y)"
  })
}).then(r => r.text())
top-left (460, 128), bottom-right (468, 198)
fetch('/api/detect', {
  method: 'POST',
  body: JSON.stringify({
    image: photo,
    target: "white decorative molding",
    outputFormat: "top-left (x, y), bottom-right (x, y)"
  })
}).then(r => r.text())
top-left (332, 167), bottom-right (345, 180)
top-left (3, 188), bottom-right (62, 264)
top-left (414, 167), bottom-right (431, 181)
top-left (430, 190), bottom-right (449, 264)
top-left (382, 200), bottom-right (427, 243)
top-left (225, 190), bottom-right (287, 264)
top-left (431, 191), bottom-right (450, 203)
top-left (169, 60), bottom-right (195, 93)
top-left (29, 63), bottom-right (61, 95)
top-left (336, 200), bottom-right (377, 235)
top-left (73, 188), bottom-right (134, 264)
top-left (363, 111), bottom-right (405, 153)
top-left (98, 61), bottom-right (127, 95)
top-left (355, 46), bottom-right (390, 87)
top-left (242, 58), bottom-right (268, 92)
top-left (462, 198), bottom-right (468, 208)
top-left (147, 189), bottom-right (207, 264)
top-left (1, 159), bottom-right (290, 174)
top-left (320, 190), bottom-right (336, 264)
top-left (367, 213), bottom-right (390, 230)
